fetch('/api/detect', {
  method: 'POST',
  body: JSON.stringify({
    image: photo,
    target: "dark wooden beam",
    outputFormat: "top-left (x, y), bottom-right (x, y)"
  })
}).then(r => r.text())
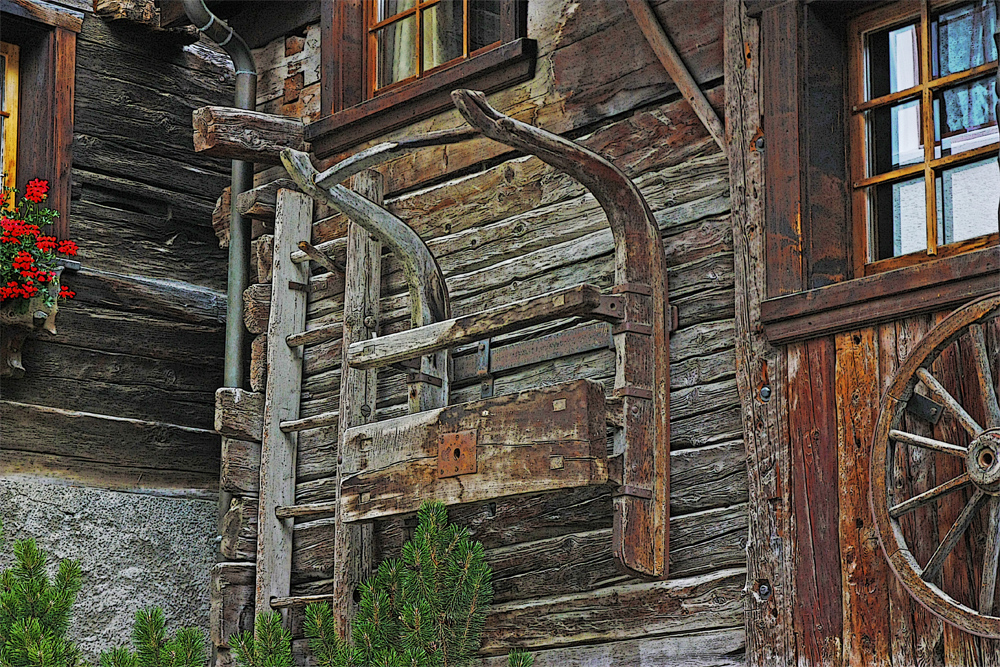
top-left (192, 106), bottom-right (308, 164)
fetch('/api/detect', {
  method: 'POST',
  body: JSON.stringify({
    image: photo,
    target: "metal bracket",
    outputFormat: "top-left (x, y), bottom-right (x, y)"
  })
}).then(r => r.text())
top-left (592, 294), bottom-right (625, 322)
top-left (613, 484), bottom-right (653, 500)
top-left (610, 282), bottom-right (653, 296)
top-left (612, 321), bottom-right (653, 336)
top-left (407, 371), bottom-right (444, 388)
top-left (438, 430), bottom-right (478, 478)
top-left (475, 339), bottom-right (494, 399)
top-left (615, 385), bottom-right (653, 400)
top-left (907, 392), bottom-right (944, 425)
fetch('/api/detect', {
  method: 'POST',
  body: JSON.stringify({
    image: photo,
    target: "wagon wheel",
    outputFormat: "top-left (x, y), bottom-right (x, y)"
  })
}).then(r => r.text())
top-left (871, 292), bottom-right (1000, 637)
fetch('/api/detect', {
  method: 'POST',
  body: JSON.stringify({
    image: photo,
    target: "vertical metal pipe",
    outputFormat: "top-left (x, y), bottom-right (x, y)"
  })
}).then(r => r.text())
top-left (181, 0), bottom-right (257, 543)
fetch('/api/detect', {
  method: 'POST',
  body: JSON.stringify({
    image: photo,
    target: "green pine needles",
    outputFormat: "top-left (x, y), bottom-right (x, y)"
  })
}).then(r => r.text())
top-left (0, 523), bottom-right (84, 667)
top-left (233, 502), bottom-right (532, 667)
top-left (98, 608), bottom-right (207, 667)
top-left (0, 521), bottom-right (206, 667)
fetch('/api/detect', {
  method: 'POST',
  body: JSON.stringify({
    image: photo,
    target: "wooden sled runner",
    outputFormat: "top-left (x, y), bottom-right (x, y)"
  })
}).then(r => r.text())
top-left (257, 90), bottom-right (673, 630)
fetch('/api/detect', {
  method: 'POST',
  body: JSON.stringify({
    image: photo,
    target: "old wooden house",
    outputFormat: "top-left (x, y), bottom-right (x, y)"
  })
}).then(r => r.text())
top-left (1, 0), bottom-right (998, 664)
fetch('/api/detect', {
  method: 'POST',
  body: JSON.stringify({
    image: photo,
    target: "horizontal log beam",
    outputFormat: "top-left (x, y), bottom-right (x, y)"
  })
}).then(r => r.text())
top-left (347, 284), bottom-right (617, 371)
top-left (235, 178), bottom-right (298, 220)
top-left (340, 379), bottom-right (608, 523)
top-left (193, 106), bottom-right (308, 165)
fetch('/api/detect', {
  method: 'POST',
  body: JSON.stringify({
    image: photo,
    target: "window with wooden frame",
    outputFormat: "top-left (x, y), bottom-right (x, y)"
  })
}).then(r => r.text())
top-left (0, 3), bottom-right (80, 240)
top-left (1, 41), bottom-right (19, 190)
top-left (849, 0), bottom-right (999, 275)
top-left (306, 0), bottom-right (534, 158)
top-left (748, 0), bottom-right (1000, 344)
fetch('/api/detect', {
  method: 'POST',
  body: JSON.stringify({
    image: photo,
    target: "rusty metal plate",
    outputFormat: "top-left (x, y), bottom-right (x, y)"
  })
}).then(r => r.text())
top-left (438, 430), bottom-right (478, 478)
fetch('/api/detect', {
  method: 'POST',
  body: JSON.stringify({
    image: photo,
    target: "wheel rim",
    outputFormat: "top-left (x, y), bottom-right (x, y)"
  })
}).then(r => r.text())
top-left (871, 292), bottom-right (1000, 638)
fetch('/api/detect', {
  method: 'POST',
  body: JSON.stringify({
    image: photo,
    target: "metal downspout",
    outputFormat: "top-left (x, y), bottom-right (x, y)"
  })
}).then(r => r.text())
top-left (181, 0), bottom-right (257, 541)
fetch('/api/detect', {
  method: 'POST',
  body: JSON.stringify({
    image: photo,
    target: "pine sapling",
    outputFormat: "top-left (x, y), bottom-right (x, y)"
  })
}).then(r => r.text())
top-left (230, 611), bottom-right (293, 667)
top-left (98, 608), bottom-right (207, 667)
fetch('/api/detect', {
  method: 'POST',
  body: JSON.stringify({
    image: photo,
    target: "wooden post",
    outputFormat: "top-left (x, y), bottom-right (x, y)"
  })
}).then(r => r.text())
top-left (254, 189), bottom-right (312, 622)
top-left (724, 0), bottom-right (796, 664)
top-left (332, 170), bottom-right (383, 637)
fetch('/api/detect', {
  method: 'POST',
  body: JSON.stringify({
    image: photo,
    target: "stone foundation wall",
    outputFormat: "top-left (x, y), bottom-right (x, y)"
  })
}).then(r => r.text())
top-left (0, 476), bottom-right (217, 661)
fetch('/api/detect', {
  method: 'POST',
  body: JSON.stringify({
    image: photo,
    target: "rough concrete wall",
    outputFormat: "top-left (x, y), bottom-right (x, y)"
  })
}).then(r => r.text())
top-left (0, 476), bottom-right (217, 661)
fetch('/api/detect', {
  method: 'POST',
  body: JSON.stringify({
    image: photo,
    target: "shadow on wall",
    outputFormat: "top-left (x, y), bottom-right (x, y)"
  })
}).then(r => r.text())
top-left (0, 476), bottom-right (217, 661)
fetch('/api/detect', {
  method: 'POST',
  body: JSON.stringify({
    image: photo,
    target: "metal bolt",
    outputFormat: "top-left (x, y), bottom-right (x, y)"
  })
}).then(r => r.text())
top-left (758, 582), bottom-right (772, 600)
top-left (337, 454), bottom-right (343, 465)
top-left (363, 316), bottom-right (378, 330)
top-left (361, 405), bottom-right (372, 418)
top-left (755, 136), bottom-right (765, 150)
top-left (759, 385), bottom-right (772, 402)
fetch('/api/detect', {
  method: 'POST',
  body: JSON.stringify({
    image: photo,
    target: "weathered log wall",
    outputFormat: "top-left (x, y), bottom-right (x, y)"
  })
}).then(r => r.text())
top-left (1, 12), bottom-right (232, 495)
top-left (213, 1), bottom-right (747, 665)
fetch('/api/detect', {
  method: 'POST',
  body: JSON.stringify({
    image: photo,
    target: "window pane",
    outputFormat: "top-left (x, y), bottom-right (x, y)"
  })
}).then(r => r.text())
top-left (469, 0), bottom-right (501, 52)
top-left (869, 99), bottom-right (923, 174)
top-left (934, 76), bottom-right (998, 157)
top-left (376, 16), bottom-right (417, 89)
top-left (867, 22), bottom-right (919, 99)
top-left (933, 0), bottom-right (997, 77)
top-left (422, 1), bottom-right (463, 71)
top-left (937, 158), bottom-right (1000, 245)
top-left (376, 0), bottom-right (416, 23)
top-left (871, 176), bottom-right (928, 260)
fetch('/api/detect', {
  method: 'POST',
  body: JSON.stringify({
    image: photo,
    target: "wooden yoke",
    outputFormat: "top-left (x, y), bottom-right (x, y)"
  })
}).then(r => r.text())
top-left (452, 90), bottom-right (672, 577)
top-left (281, 148), bottom-right (450, 412)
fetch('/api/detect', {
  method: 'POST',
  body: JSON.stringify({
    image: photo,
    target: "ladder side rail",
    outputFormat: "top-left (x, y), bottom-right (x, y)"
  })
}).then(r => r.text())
top-left (255, 189), bottom-right (313, 623)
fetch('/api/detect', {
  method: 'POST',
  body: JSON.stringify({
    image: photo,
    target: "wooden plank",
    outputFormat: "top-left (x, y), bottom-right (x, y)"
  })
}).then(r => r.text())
top-left (254, 189), bottom-right (313, 619)
top-left (210, 562), bottom-right (255, 649)
top-left (787, 337), bottom-right (842, 665)
top-left (72, 267), bottom-right (226, 326)
top-left (472, 627), bottom-right (745, 667)
top-left (835, 328), bottom-right (891, 666)
top-left (331, 171), bottom-right (383, 638)
top-left (724, 1), bottom-right (796, 664)
top-left (340, 379), bottom-right (607, 523)
top-left (192, 106), bottom-right (308, 164)
top-left (346, 285), bottom-right (609, 370)
top-left (0, 0), bottom-right (83, 32)
top-left (0, 400), bottom-right (219, 476)
top-left (215, 388), bottom-right (264, 443)
top-left (481, 567), bottom-right (745, 655)
top-left (236, 179), bottom-right (299, 220)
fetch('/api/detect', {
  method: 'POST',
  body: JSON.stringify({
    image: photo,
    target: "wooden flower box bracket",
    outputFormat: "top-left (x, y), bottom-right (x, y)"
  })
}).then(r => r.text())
top-left (278, 91), bottom-right (671, 584)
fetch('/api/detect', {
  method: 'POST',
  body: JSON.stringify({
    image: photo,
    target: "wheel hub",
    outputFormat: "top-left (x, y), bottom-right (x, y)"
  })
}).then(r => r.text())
top-left (967, 429), bottom-right (1000, 494)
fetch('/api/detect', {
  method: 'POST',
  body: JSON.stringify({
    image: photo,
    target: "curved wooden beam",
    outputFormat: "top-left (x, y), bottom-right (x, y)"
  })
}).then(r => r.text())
top-left (280, 148), bottom-right (449, 327)
top-left (450, 89), bottom-right (672, 577)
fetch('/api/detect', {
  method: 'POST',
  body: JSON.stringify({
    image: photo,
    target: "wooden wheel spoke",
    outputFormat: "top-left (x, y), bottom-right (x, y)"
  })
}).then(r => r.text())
top-left (980, 497), bottom-right (1000, 615)
top-left (970, 323), bottom-right (1000, 430)
top-left (889, 429), bottom-right (968, 457)
top-left (917, 367), bottom-right (984, 438)
top-left (922, 490), bottom-right (989, 583)
top-left (889, 473), bottom-right (971, 518)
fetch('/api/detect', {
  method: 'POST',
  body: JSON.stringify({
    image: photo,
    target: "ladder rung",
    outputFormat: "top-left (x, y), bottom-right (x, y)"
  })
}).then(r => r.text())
top-left (275, 501), bottom-right (338, 520)
top-left (279, 409), bottom-right (339, 433)
top-left (287, 322), bottom-right (342, 348)
top-left (270, 593), bottom-right (336, 609)
top-left (295, 241), bottom-right (344, 274)
top-left (290, 238), bottom-right (346, 265)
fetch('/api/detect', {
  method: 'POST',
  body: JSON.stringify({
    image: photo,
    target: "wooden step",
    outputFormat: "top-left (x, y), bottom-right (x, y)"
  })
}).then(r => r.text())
top-left (279, 409), bottom-right (339, 433)
top-left (286, 322), bottom-right (341, 348)
top-left (290, 237), bottom-right (346, 265)
top-left (275, 501), bottom-right (339, 520)
top-left (346, 284), bottom-right (621, 371)
top-left (270, 593), bottom-right (336, 609)
top-left (295, 241), bottom-right (344, 274)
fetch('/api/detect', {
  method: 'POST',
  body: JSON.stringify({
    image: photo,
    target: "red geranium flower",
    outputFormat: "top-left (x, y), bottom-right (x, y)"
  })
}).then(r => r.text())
top-left (24, 179), bottom-right (49, 204)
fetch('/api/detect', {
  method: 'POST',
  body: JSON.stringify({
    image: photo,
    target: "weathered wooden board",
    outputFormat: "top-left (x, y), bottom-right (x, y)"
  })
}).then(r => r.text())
top-left (221, 439), bottom-right (262, 496)
top-left (723, 0), bottom-right (795, 664)
top-left (255, 189), bottom-right (313, 616)
top-left (835, 329), bottom-right (890, 665)
top-left (215, 388), bottom-right (264, 442)
top-left (193, 106), bottom-right (308, 164)
top-left (71, 267), bottom-right (226, 326)
top-left (481, 568), bottom-right (745, 654)
top-left (340, 379), bottom-right (608, 523)
top-left (210, 562), bottom-right (255, 649)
